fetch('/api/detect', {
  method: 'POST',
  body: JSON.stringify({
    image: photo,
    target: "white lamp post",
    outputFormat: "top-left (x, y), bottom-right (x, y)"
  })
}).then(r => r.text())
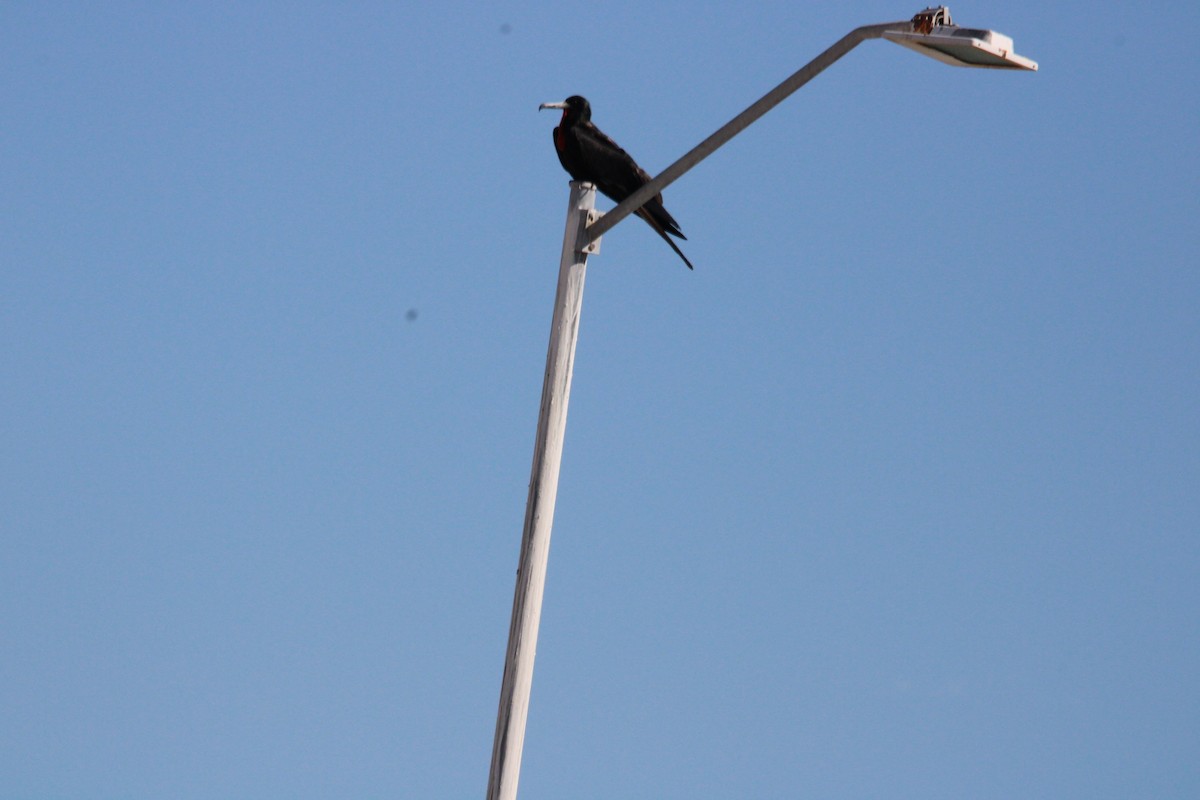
top-left (487, 8), bottom-right (1036, 800)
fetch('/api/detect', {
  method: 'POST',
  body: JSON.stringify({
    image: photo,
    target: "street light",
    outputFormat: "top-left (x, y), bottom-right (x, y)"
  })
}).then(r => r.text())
top-left (587, 6), bottom-right (1037, 243)
top-left (884, 6), bottom-right (1039, 70)
top-left (487, 8), bottom-right (1036, 800)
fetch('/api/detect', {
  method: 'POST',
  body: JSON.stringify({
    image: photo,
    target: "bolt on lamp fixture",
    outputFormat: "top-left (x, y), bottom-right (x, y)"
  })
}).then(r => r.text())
top-left (884, 6), bottom-right (1038, 70)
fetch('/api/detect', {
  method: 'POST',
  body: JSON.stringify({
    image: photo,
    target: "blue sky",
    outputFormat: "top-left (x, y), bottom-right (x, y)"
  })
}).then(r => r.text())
top-left (2, 1), bottom-right (1197, 797)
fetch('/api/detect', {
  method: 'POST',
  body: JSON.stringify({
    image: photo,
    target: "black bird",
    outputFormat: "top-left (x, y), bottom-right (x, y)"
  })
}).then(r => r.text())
top-left (539, 95), bottom-right (693, 270)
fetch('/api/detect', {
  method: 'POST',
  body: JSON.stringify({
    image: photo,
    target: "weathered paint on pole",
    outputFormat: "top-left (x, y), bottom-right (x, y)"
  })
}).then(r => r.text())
top-left (487, 181), bottom-right (597, 800)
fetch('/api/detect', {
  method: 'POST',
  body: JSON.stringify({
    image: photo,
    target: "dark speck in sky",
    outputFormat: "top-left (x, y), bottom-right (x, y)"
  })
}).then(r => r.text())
top-left (406, 308), bottom-right (418, 322)
top-left (500, 23), bottom-right (512, 35)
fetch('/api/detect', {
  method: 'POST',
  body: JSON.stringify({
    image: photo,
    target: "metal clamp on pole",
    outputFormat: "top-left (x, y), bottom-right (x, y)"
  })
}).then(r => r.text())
top-left (580, 209), bottom-right (603, 255)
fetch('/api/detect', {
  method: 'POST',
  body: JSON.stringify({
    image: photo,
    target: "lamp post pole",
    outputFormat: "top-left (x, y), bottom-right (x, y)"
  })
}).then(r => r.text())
top-left (486, 8), bottom-right (1035, 799)
top-left (487, 181), bottom-right (599, 800)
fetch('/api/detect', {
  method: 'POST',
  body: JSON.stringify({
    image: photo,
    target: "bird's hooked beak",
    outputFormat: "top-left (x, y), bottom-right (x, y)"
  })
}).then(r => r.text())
top-left (538, 101), bottom-right (568, 111)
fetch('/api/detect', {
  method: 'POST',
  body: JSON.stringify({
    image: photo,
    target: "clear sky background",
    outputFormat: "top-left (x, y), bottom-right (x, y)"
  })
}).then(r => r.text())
top-left (2, 1), bottom-right (1197, 797)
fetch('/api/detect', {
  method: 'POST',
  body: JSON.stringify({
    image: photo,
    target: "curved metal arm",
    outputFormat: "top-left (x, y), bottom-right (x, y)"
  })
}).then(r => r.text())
top-left (584, 21), bottom-right (907, 244)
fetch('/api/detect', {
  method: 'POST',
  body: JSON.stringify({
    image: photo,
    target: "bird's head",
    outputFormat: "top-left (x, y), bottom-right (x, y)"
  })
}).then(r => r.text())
top-left (538, 95), bottom-right (591, 124)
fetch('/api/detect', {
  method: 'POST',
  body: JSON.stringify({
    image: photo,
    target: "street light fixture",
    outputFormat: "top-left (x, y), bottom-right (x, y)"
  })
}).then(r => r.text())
top-left (884, 6), bottom-right (1038, 70)
top-left (488, 8), bottom-right (1037, 800)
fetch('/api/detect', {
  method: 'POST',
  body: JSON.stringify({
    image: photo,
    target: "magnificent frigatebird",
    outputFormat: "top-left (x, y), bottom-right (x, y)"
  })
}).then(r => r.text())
top-left (539, 95), bottom-right (694, 270)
